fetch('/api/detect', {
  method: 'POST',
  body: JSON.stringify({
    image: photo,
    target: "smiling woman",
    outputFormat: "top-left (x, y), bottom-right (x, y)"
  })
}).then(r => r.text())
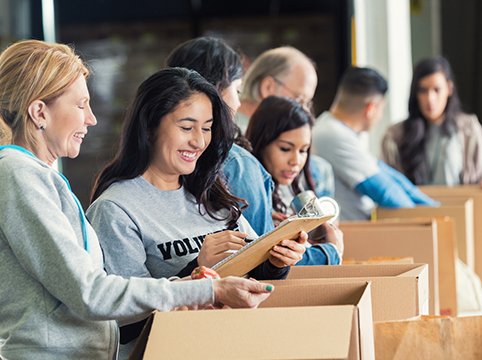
top-left (36, 75), bottom-right (96, 163)
top-left (86, 68), bottom-right (305, 356)
top-left (143, 92), bottom-right (213, 190)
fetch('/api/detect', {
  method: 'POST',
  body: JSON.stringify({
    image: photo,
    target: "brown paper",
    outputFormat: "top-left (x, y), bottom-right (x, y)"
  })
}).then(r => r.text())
top-left (375, 315), bottom-right (482, 359)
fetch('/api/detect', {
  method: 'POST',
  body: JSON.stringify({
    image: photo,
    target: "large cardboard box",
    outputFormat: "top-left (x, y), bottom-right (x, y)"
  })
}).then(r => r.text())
top-left (260, 280), bottom-right (374, 359)
top-left (374, 315), bottom-right (482, 359)
top-left (133, 281), bottom-right (374, 360)
top-left (420, 185), bottom-right (482, 279)
top-left (340, 220), bottom-right (440, 314)
top-left (286, 263), bottom-right (429, 321)
top-left (373, 217), bottom-right (457, 315)
top-left (375, 200), bottom-right (474, 270)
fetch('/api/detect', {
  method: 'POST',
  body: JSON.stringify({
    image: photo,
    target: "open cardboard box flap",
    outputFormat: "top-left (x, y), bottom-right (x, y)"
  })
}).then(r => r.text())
top-left (285, 264), bottom-right (429, 322)
top-left (260, 280), bottom-right (374, 360)
top-left (287, 263), bottom-right (427, 279)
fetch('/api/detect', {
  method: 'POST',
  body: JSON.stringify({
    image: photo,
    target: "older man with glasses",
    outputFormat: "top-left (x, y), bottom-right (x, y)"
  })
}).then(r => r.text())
top-left (237, 45), bottom-right (335, 200)
top-left (237, 46), bottom-right (317, 131)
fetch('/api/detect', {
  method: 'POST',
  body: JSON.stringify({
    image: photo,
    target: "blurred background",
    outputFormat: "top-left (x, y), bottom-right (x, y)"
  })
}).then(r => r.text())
top-left (1, 0), bottom-right (481, 208)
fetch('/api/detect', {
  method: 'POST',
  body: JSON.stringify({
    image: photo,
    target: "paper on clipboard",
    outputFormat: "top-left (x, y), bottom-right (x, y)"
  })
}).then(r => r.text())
top-left (211, 214), bottom-right (334, 278)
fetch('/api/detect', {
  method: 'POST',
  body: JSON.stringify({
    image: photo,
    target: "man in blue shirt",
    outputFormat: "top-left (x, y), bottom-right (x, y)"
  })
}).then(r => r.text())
top-left (312, 67), bottom-right (437, 220)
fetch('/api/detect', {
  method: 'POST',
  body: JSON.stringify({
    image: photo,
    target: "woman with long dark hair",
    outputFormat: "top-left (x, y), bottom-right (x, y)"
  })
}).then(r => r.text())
top-left (165, 36), bottom-right (274, 236)
top-left (246, 96), bottom-right (343, 265)
top-left (87, 68), bottom-right (306, 356)
top-left (382, 56), bottom-right (482, 185)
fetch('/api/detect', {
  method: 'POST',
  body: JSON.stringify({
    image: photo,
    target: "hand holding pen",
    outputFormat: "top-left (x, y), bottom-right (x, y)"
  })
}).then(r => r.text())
top-left (197, 230), bottom-right (251, 268)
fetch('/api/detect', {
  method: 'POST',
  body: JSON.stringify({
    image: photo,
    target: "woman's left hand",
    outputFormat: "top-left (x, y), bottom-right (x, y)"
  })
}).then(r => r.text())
top-left (268, 231), bottom-right (308, 268)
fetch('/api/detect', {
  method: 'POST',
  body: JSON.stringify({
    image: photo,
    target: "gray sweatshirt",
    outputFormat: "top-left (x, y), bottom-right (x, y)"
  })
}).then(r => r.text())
top-left (0, 148), bottom-right (213, 360)
top-left (87, 176), bottom-right (288, 281)
top-left (87, 177), bottom-right (258, 279)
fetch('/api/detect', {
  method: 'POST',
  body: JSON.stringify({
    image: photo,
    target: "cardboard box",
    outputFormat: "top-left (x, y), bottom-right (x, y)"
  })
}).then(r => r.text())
top-left (260, 280), bottom-right (375, 359)
top-left (375, 200), bottom-right (474, 270)
top-left (374, 217), bottom-right (457, 316)
top-left (133, 281), bottom-right (374, 360)
top-left (286, 263), bottom-right (429, 321)
top-left (420, 185), bottom-right (482, 279)
top-left (340, 220), bottom-right (440, 315)
top-left (374, 315), bottom-right (482, 359)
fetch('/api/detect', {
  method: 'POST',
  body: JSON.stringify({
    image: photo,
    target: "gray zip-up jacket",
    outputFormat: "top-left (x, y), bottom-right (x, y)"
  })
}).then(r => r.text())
top-left (0, 148), bottom-right (213, 359)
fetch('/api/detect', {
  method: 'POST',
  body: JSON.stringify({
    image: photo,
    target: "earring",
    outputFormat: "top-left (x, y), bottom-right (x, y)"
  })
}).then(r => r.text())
top-left (39, 123), bottom-right (45, 131)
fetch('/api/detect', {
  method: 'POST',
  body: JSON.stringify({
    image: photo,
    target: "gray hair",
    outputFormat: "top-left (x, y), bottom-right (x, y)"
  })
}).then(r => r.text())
top-left (240, 46), bottom-right (312, 103)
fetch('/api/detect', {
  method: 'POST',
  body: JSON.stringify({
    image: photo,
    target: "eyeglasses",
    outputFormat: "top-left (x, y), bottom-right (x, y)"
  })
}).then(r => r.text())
top-left (272, 77), bottom-right (314, 110)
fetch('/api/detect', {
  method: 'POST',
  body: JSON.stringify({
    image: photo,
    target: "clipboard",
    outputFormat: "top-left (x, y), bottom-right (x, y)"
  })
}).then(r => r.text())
top-left (211, 214), bottom-right (334, 278)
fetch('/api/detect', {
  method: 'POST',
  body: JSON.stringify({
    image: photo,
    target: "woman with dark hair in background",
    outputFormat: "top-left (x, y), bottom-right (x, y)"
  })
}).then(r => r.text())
top-left (87, 68), bottom-right (306, 357)
top-left (382, 56), bottom-right (482, 185)
top-left (382, 57), bottom-right (482, 315)
top-left (246, 96), bottom-right (343, 266)
top-left (166, 36), bottom-right (275, 236)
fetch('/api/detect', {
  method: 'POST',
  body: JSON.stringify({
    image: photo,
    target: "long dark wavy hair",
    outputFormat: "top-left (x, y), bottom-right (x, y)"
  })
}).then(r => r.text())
top-left (90, 67), bottom-right (242, 223)
top-left (246, 96), bottom-right (315, 213)
top-left (165, 36), bottom-right (251, 151)
top-left (399, 56), bottom-right (462, 184)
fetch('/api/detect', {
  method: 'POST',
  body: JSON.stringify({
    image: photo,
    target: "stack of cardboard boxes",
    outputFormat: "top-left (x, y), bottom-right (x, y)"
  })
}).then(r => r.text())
top-left (131, 263), bottom-right (430, 359)
top-left (131, 185), bottom-right (482, 359)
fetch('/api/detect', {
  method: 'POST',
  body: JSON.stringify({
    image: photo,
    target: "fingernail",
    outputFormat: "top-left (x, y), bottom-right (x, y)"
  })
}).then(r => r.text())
top-left (265, 285), bottom-right (274, 292)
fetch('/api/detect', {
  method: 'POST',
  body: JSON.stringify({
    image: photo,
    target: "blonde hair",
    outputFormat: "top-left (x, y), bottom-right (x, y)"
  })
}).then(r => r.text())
top-left (0, 39), bottom-right (89, 149)
top-left (240, 46), bottom-right (313, 103)
top-left (0, 117), bottom-right (11, 145)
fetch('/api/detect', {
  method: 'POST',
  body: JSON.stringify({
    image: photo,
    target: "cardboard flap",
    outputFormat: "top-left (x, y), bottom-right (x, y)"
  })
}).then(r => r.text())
top-left (397, 264), bottom-right (428, 278)
top-left (356, 282), bottom-right (375, 359)
top-left (286, 265), bottom-right (429, 321)
top-left (376, 202), bottom-right (474, 271)
top-left (288, 264), bottom-right (427, 279)
top-left (142, 307), bottom-right (355, 359)
top-left (260, 280), bottom-right (370, 307)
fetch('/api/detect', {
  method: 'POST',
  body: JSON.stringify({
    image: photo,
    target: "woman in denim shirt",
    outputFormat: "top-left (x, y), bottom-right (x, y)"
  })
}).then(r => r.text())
top-left (246, 96), bottom-right (344, 265)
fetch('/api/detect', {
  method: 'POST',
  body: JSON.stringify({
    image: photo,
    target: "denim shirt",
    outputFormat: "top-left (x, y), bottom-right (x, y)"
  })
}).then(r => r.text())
top-left (297, 243), bottom-right (341, 266)
top-left (222, 144), bottom-right (275, 235)
top-left (310, 154), bottom-right (335, 198)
